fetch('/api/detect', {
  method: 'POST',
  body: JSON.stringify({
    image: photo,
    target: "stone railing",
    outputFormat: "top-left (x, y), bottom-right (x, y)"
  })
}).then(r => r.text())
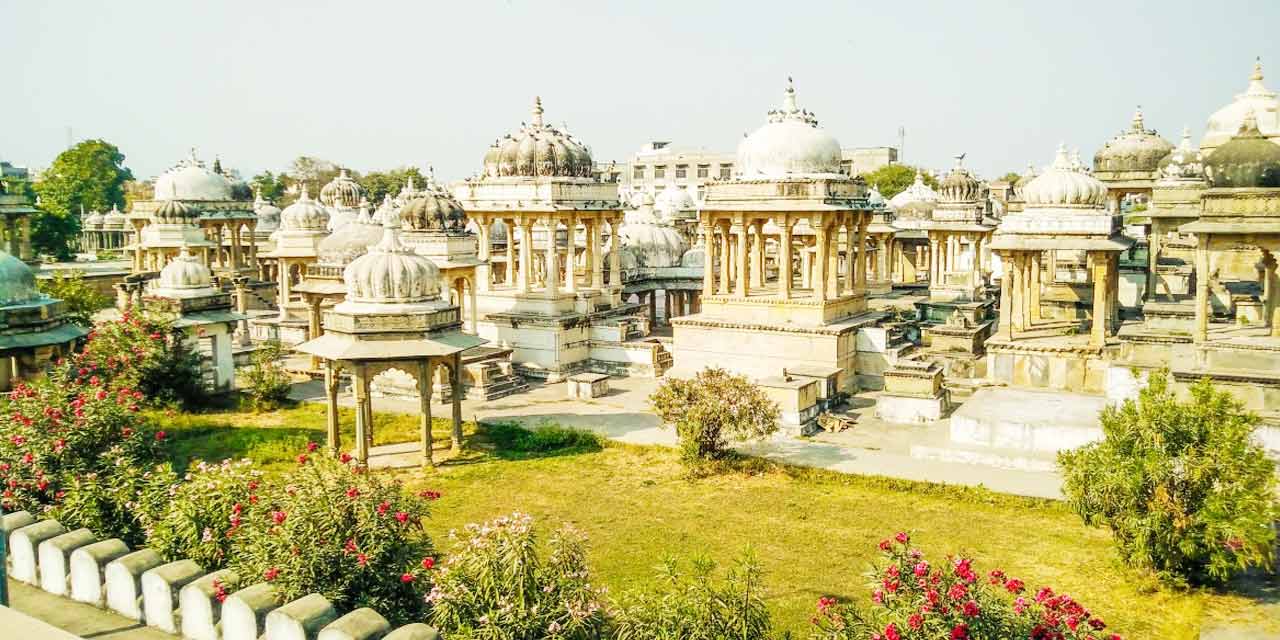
top-left (1, 511), bottom-right (439, 640)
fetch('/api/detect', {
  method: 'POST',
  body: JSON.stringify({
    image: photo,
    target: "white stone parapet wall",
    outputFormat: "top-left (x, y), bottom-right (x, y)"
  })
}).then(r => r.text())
top-left (0, 512), bottom-right (441, 640)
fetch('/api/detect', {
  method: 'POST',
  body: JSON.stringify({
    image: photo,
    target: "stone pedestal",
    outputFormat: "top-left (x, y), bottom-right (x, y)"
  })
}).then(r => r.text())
top-left (875, 360), bottom-right (947, 424)
top-left (758, 375), bottom-right (821, 435)
top-left (567, 373), bottom-right (610, 399)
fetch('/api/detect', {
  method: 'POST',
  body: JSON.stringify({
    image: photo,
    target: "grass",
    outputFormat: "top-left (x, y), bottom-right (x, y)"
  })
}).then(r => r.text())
top-left (151, 402), bottom-right (1276, 639)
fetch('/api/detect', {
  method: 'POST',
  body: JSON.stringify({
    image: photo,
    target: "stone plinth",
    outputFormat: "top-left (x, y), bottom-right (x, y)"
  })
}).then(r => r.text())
top-left (875, 360), bottom-right (947, 424)
top-left (985, 335), bottom-right (1110, 394)
top-left (142, 559), bottom-right (205, 633)
top-left (69, 538), bottom-right (130, 605)
top-left (265, 593), bottom-right (339, 640)
top-left (950, 387), bottom-right (1105, 453)
top-left (10, 520), bottom-right (67, 584)
top-left (757, 375), bottom-right (821, 435)
top-left (318, 608), bottom-right (393, 640)
top-left (179, 569), bottom-right (240, 640)
top-left (1140, 300), bottom-right (1196, 332)
top-left (567, 372), bottom-right (610, 398)
top-left (38, 528), bottom-right (96, 596)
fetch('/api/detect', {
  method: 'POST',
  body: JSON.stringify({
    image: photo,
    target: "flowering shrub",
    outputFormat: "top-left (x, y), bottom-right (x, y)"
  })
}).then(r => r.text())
top-left (227, 450), bottom-right (434, 624)
top-left (612, 553), bottom-right (778, 640)
top-left (241, 341), bottom-right (294, 412)
top-left (1059, 372), bottom-right (1279, 585)
top-left (811, 533), bottom-right (1119, 640)
top-left (49, 453), bottom-right (176, 547)
top-left (650, 367), bottom-right (780, 463)
top-left (56, 310), bottom-right (205, 409)
top-left (148, 459), bottom-right (262, 568)
top-left (428, 513), bottom-right (606, 639)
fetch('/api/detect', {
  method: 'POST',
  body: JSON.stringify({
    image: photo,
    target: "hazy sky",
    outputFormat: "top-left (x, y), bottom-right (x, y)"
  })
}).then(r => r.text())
top-left (2, 1), bottom-right (1276, 182)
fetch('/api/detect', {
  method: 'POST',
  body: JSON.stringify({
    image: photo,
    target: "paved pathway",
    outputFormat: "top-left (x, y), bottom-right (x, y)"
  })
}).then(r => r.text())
top-left (5, 579), bottom-right (173, 639)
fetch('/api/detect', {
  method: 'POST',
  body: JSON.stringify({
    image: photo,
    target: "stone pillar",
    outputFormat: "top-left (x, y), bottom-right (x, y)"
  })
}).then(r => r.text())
top-left (1090, 251), bottom-right (1109, 348)
top-left (800, 241), bottom-right (812, 289)
top-left (543, 217), bottom-right (559, 296)
top-left (1029, 252), bottom-right (1041, 322)
top-left (518, 218), bottom-right (532, 293)
top-left (247, 221), bottom-right (257, 269)
top-left (997, 252), bottom-right (1013, 340)
top-left (734, 215), bottom-right (749, 297)
top-left (476, 218), bottom-right (491, 293)
top-left (876, 234), bottom-right (888, 281)
top-left (778, 217), bottom-right (792, 299)
top-left (588, 218), bottom-right (602, 289)
top-left (717, 220), bottom-right (730, 295)
top-left (19, 217), bottom-right (31, 262)
top-left (701, 221), bottom-right (715, 297)
top-left (972, 235), bottom-right (984, 288)
top-left (1194, 237), bottom-right (1209, 343)
top-left (855, 217), bottom-right (868, 292)
top-left (828, 230), bottom-right (841, 296)
top-left (450, 353), bottom-right (464, 454)
top-left (749, 220), bottom-right (764, 289)
top-left (353, 365), bottom-right (370, 471)
top-left (325, 361), bottom-right (341, 457)
top-left (468, 279), bottom-right (478, 333)
top-left (814, 221), bottom-right (829, 301)
top-left (232, 277), bottom-right (251, 347)
top-left (505, 219), bottom-right (516, 287)
top-left (1009, 253), bottom-right (1024, 333)
top-left (648, 292), bottom-right (657, 324)
top-left (231, 224), bottom-right (244, 271)
top-left (1145, 226), bottom-right (1160, 302)
top-left (564, 213), bottom-right (577, 293)
top-left (928, 237), bottom-right (938, 284)
top-left (277, 259), bottom-right (292, 321)
top-left (417, 360), bottom-right (434, 468)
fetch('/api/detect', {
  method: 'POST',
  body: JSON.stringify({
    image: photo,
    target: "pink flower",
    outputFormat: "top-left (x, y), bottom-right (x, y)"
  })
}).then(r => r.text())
top-left (400, 573), bottom-right (414, 583)
top-left (271, 511), bottom-right (287, 525)
top-left (296, 454), bottom-right (308, 465)
top-left (376, 501), bottom-right (390, 516)
top-left (264, 567), bottom-right (279, 581)
top-left (394, 511), bottom-right (409, 523)
top-left (950, 623), bottom-right (969, 639)
top-left (346, 487), bottom-right (360, 499)
top-left (878, 539), bottom-right (892, 551)
top-left (306, 442), bottom-right (319, 453)
top-left (1005, 578), bottom-right (1025, 594)
top-left (913, 561), bottom-right (929, 577)
top-left (155, 431), bottom-right (167, 441)
top-left (947, 583), bottom-right (967, 601)
top-left (962, 600), bottom-right (980, 618)
top-left (356, 553), bottom-right (367, 566)
top-left (894, 531), bottom-right (909, 544)
top-left (883, 623), bottom-right (901, 640)
top-left (907, 614), bottom-right (923, 630)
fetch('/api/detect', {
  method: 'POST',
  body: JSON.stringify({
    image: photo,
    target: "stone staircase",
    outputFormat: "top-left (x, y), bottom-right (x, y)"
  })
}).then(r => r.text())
top-left (653, 341), bottom-right (674, 376)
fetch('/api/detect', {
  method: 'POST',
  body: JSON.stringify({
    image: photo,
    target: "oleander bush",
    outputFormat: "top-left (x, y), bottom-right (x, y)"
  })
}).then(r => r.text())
top-left (242, 340), bottom-right (294, 412)
top-left (611, 553), bottom-right (777, 640)
top-left (1058, 371), bottom-right (1280, 585)
top-left (148, 458), bottom-right (262, 568)
top-left (650, 367), bottom-right (781, 463)
top-left (428, 512), bottom-right (607, 639)
top-left (56, 310), bottom-right (205, 409)
top-left (811, 533), bottom-right (1119, 640)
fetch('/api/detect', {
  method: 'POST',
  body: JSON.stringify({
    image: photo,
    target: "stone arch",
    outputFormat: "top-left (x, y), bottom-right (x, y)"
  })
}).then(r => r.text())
top-left (370, 365), bottom-right (419, 400)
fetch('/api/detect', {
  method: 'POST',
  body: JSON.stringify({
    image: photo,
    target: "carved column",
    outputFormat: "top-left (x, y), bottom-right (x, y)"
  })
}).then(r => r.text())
top-left (1090, 251), bottom-right (1109, 348)
top-left (608, 216), bottom-right (622, 287)
top-left (855, 216), bottom-right (868, 292)
top-left (450, 353), bottom-right (464, 454)
top-left (307, 294), bottom-right (323, 371)
top-left (1145, 226), bottom-right (1160, 302)
top-left (778, 216), bottom-right (792, 299)
top-left (587, 218), bottom-right (600, 289)
top-left (353, 364), bottom-right (371, 471)
top-left (750, 220), bottom-right (765, 289)
top-left (418, 360), bottom-right (434, 468)
top-left (518, 217), bottom-right (532, 293)
top-left (564, 213), bottom-right (577, 293)
top-left (701, 220), bottom-right (715, 297)
top-left (735, 215), bottom-right (749, 297)
top-left (717, 220), bottom-right (730, 295)
top-left (505, 218), bottom-right (516, 287)
top-left (1029, 252), bottom-right (1041, 323)
top-left (997, 252), bottom-right (1013, 340)
top-left (814, 220), bottom-right (829, 301)
top-left (1195, 237), bottom-right (1209, 343)
top-left (325, 361), bottom-right (341, 457)
top-left (476, 217), bottom-right (491, 293)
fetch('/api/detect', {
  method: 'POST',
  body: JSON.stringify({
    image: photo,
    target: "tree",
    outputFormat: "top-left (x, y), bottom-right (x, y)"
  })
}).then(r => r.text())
top-left (1058, 371), bottom-right (1280, 585)
top-left (997, 171), bottom-right (1022, 184)
top-left (249, 171), bottom-right (287, 204)
top-left (37, 270), bottom-right (111, 326)
top-left (858, 164), bottom-right (938, 200)
top-left (649, 367), bottom-right (780, 463)
top-left (33, 140), bottom-right (133, 259)
top-left (357, 166), bottom-right (429, 205)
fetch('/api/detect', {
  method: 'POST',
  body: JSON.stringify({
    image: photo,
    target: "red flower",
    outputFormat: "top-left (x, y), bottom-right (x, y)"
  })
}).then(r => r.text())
top-left (421, 557), bottom-right (435, 570)
top-left (1035, 587), bottom-right (1054, 604)
top-left (155, 431), bottom-right (167, 441)
top-left (894, 531), bottom-right (909, 544)
top-left (271, 510), bottom-right (287, 525)
top-left (344, 538), bottom-right (358, 553)
top-left (339, 453), bottom-right (353, 464)
top-left (296, 454), bottom-right (308, 465)
top-left (878, 539), bottom-right (892, 551)
top-left (951, 624), bottom-right (969, 639)
top-left (907, 614), bottom-right (923, 630)
top-left (356, 553), bottom-right (368, 566)
top-left (883, 623), bottom-right (901, 640)
top-left (264, 567), bottom-right (279, 581)
top-left (346, 487), bottom-right (360, 499)
top-left (947, 583), bottom-right (967, 601)
top-left (913, 561), bottom-right (929, 577)
top-left (394, 511), bottom-right (409, 523)
top-left (306, 441), bottom-right (319, 453)
top-left (418, 489), bottom-right (442, 500)
top-left (925, 588), bottom-right (940, 605)
top-left (400, 573), bottom-right (414, 583)
top-left (376, 501), bottom-right (390, 516)
top-left (1005, 578), bottom-right (1025, 594)
top-left (962, 600), bottom-right (980, 618)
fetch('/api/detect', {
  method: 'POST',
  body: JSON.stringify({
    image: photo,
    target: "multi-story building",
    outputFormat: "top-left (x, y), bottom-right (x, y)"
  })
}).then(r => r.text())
top-left (596, 142), bottom-right (898, 202)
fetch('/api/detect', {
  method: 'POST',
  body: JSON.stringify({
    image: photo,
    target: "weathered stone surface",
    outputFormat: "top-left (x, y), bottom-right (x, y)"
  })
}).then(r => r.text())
top-left (38, 528), bottom-right (96, 595)
top-left (69, 538), bottom-right (130, 605)
top-left (104, 549), bottom-right (163, 621)
top-left (0, 510), bottom-right (36, 538)
top-left (221, 582), bottom-right (281, 640)
top-left (264, 593), bottom-right (339, 640)
top-left (9, 520), bottom-right (67, 584)
top-left (142, 559), bottom-right (205, 633)
top-left (317, 607), bottom-right (392, 640)
top-left (179, 569), bottom-right (239, 640)
top-left (384, 623), bottom-right (443, 640)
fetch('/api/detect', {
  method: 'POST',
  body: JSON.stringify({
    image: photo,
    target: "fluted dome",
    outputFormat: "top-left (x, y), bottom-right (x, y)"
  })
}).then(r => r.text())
top-left (654, 182), bottom-right (697, 221)
top-left (619, 208), bottom-right (687, 268)
top-left (316, 203), bottom-right (384, 266)
top-left (154, 150), bottom-right (233, 201)
top-left (679, 245), bottom-right (706, 268)
top-left (888, 171), bottom-right (940, 216)
top-left (1156, 127), bottom-right (1207, 183)
top-left (866, 186), bottom-right (887, 210)
top-left (154, 246), bottom-right (214, 296)
top-left (342, 219), bottom-right (441, 304)
top-left (102, 205), bottom-right (127, 229)
top-left (938, 156), bottom-right (982, 203)
top-left (83, 209), bottom-right (105, 229)
top-left (481, 97), bottom-right (594, 178)
top-left (154, 197), bottom-right (197, 224)
top-left (1012, 163), bottom-right (1038, 200)
top-left (320, 169), bottom-right (364, 208)
top-left (253, 193), bottom-right (282, 232)
top-left (1094, 107), bottom-right (1175, 175)
top-left (1203, 111), bottom-right (1280, 188)
top-left (0, 250), bottom-right (42, 306)
top-left (1021, 144), bottom-right (1108, 208)
top-left (736, 79), bottom-right (842, 179)
top-left (280, 185), bottom-right (330, 232)
top-left (402, 170), bottom-right (466, 232)
top-left (1203, 59), bottom-right (1280, 154)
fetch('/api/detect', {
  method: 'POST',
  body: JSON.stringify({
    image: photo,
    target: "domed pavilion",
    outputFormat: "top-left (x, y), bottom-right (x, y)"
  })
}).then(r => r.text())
top-left (1201, 58), bottom-right (1280, 156)
top-left (255, 185), bottom-right (331, 344)
top-left (296, 214), bottom-right (485, 470)
top-left (1092, 107), bottom-right (1175, 212)
top-left (0, 249), bottom-right (86, 390)
top-left (888, 171), bottom-right (941, 286)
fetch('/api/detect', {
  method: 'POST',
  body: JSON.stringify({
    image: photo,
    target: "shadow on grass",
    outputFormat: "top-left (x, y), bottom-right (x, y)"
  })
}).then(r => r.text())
top-left (474, 420), bottom-right (605, 461)
top-left (165, 426), bottom-right (323, 473)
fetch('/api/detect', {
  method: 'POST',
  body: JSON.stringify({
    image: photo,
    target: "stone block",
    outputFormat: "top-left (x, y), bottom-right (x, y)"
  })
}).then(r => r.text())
top-left (105, 549), bottom-right (164, 621)
top-left (318, 608), bottom-right (392, 640)
top-left (265, 593), bottom-right (339, 640)
top-left (222, 582), bottom-right (281, 640)
top-left (875, 394), bottom-right (946, 424)
top-left (9, 519), bottom-right (67, 584)
top-left (179, 569), bottom-right (240, 640)
top-left (38, 528), bottom-right (96, 595)
top-left (384, 624), bottom-right (442, 640)
top-left (142, 559), bottom-right (205, 633)
top-left (70, 538), bottom-right (131, 605)
top-left (1, 511), bottom-right (37, 571)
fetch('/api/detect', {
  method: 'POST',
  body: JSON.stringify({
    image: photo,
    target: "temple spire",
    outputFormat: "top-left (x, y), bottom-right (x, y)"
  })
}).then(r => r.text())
top-left (1131, 105), bottom-right (1145, 132)
top-left (531, 96), bottom-right (544, 127)
top-left (1052, 143), bottom-right (1071, 170)
top-left (782, 77), bottom-right (798, 112)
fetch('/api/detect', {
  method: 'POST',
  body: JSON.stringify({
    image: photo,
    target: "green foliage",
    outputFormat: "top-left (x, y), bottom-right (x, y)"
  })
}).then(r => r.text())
top-left (228, 453), bottom-right (435, 624)
top-left (1058, 371), bottom-right (1280, 585)
top-left (51, 456), bottom-right (176, 547)
top-left (32, 139), bottom-right (133, 259)
top-left (650, 367), bottom-right (781, 463)
top-left (857, 164), bottom-right (938, 199)
top-left (358, 166), bottom-right (429, 205)
top-left (58, 310), bottom-right (206, 409)
top-left (148, 459), bottom-right (261, 568)
top-left (428, 512), bottom-right (607, 639)
top-left (812, 533), bottom-right (1116, 640)
top-left (242, 341), bottom-right (294, 412)
top-left (484, 421), bottom-right (604, 459)
top-left (37, 270), bottom-right (110, 326)
top-left (249, 170), bottom-right (288, 204)
top-left (612, 553), bottom-right (778, 640)
top-left (997, 171), bottom-right (1022, 184)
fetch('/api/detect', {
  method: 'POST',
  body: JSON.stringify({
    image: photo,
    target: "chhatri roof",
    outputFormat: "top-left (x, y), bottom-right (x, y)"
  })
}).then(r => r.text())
top-left (1093, 107), bottom-right (1174, 177)
top-left (1203, 110), bottom-right (1280, 189)
top-left (481, 97), bottom-right (594, 179)
top-left (320, 169), bottom-right (364, 209)
top-left (154, 149), bottom-right (234, 202)
top-left (1202, 58), bottom-right (1280, 155)
top-left (735, 79), bottom-right (843, 179)
top-left (990, 144), bottom-right (1131, 251)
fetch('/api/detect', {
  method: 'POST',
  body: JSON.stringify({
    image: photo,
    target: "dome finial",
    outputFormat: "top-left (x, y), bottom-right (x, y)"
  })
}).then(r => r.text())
top-left (1252, 56), bottom-right (1264, 82)
top-left (782, 77), bottom-right (798, 112)
top-left (1052, 143), bottom-right (1071, 169)
top-left (531, 96), bottom-right (544, 127)
top-left (1131, 105), bottom-right (1145, 132)
top-left (1180, 125), bottom-right (1192, 149)
top-left (299, 182), bottom-right (310, 201)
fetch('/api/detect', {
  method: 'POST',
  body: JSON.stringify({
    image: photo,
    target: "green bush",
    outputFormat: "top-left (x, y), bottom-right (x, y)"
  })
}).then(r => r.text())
top-left (37, 270), bottom-right (110, 327)
top-left (427, 512), bottom-right (607, 639)
top-left (228, 451), bottom-right (435, 624)
top-left (649, 367), bottom-right (780, 463)
top-left (1058, 371), bottom-right (1280, 585)
top-left (485, 421), bottom-right (603, 459)
top-left (242, 341), bottom-right (294, 412)
top-left (57, 310), bottom-right (206, 409)
top-left (50, 454), bottom-right (176, 547)
top-left (148, 458), bottom-right (262, 568)
top-left (612, 553), bottom-right (777, 640)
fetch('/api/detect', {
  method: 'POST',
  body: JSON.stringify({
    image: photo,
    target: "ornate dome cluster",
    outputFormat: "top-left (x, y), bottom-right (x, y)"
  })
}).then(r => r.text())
top-left (736, 79), bottom-right (843, 179)
top-left (887, 172), bottom-right (940, 216)
top-left (619, 206), bottom-right (688, 268)
top-left (154, 196), bottom-right (197, 224)
top-left (0, 250), bottom-right (42, 306)
top-left (654, 182), bottom-right (697, 221)
top-left (253, 192), bottom-right (282, 232)
top-left (154, 246), bottom-right (214, 296)
top-left (402, 168), bottom-right (466, 232)
top-left (317, 203), bottom-right (384, 265)
top-left (154, 150), bottom-right (233, 201)
top-left (320, 169), bottom-right (364, 209)
top-left (1021, 144), bottom-right (1108, 208)
top-left (1202, 58), bottom-right (1280, 154)
top-left (280, 185), bottom-right (330, 232)
top-left (481, 98), bottom-right (594, 179)
top-left (102, 204), bottom-right (127, 229)
top-left (1012, 163), bottom-right (1038, 200)
top-left (343, 218), bottom-right (441, 305)
top-left (83, 209), bottom-right (105, 229)
top-left (1203, 110), bottom-right (1280, 188)
top-left (1093, 107), bottom-right (1174, 174)
top-left (1157, 127), bottom-right (1207, 183)
top-left (938, 156), bottom-right (982, 203)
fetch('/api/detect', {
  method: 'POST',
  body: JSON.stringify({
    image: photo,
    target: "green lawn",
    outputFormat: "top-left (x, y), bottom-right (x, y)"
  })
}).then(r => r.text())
top-left (156, 403), bottom-right (1276, 639)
